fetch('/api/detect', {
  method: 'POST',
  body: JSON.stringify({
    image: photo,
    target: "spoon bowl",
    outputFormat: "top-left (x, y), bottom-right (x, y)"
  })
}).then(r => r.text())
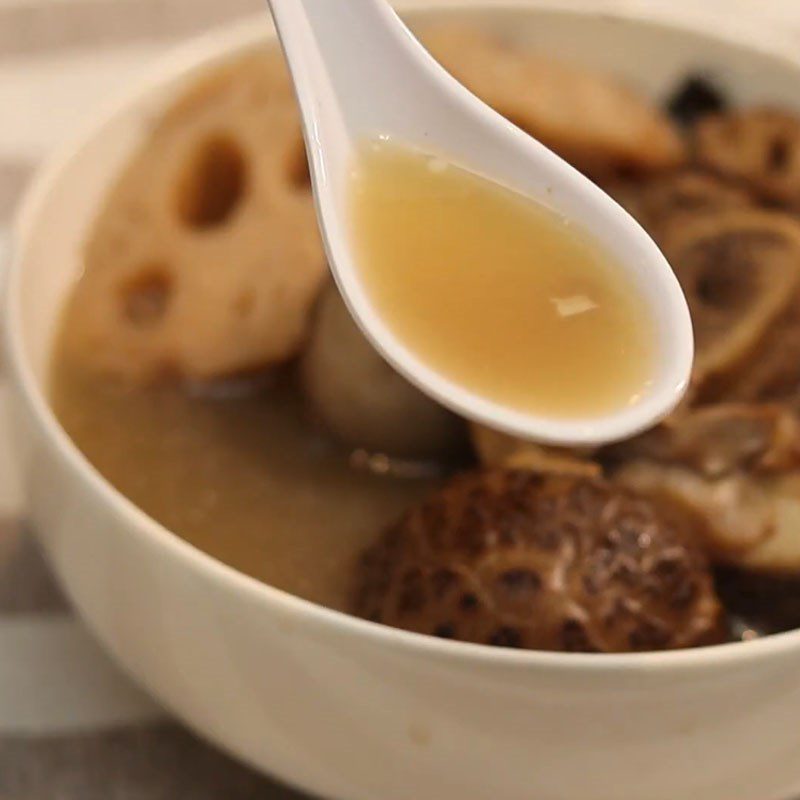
top-left (268, 0), bottom-right (693, 446)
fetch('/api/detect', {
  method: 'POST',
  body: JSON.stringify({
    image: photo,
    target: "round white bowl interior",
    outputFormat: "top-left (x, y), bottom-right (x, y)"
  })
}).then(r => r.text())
top-left (7, 5), bottom-right (800, 800)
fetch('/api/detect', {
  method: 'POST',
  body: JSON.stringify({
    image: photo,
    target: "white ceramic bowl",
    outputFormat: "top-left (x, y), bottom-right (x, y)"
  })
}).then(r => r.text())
top-left (6, 5), bottom-right (800, 800)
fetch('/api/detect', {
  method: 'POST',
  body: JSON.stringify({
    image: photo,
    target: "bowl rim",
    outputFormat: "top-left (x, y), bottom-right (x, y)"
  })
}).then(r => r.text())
top-left (7, 0), bottom-right (800, 676)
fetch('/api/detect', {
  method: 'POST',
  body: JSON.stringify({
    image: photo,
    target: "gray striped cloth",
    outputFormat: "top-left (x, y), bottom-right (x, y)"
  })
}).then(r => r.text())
top-left (2, 1), bottom-right (800, 797)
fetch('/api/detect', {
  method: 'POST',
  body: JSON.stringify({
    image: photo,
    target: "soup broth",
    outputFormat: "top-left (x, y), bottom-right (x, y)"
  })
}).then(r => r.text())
top-left (351, 141), bottom-right (656, 418)
top-left (50, 351), bottom-right (433, 610)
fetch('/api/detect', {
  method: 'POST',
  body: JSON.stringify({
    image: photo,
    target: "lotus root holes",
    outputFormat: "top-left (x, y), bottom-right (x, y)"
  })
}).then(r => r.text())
top-left (177, 135), bottom-right (247, 229)
top-left (121, 267), bottom-right (172, 327)
top-left (697, 269), bottom-right (746, 308)
top-left (691, 235), bottom-right (764, 308)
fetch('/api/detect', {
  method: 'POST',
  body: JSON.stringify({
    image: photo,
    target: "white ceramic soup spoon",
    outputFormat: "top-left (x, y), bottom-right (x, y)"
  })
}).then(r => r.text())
top-left (267, 0), bottom-right (693, 447)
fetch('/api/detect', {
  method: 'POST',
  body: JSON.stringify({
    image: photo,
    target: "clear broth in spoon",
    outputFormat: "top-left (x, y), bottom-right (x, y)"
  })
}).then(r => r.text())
top-left (351, 141), bottom-right (656, 419)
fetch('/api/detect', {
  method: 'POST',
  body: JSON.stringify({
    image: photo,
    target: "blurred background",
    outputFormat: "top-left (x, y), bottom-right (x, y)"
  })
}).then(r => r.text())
top-left (1, 0), bottom-right (800, 798)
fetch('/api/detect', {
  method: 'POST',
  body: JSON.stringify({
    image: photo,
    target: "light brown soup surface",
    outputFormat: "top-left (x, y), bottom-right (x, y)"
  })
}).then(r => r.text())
top-left (50, 351), bottom-right (433, 610)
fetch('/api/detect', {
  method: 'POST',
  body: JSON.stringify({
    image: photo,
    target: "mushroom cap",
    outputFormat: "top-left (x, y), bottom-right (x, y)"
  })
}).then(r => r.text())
top-left (353, 470), bottom-right (726, 652)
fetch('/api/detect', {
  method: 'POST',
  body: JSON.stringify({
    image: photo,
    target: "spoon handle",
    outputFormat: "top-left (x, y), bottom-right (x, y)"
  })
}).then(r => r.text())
top-left (267, 0), bottom-right (459, 141)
